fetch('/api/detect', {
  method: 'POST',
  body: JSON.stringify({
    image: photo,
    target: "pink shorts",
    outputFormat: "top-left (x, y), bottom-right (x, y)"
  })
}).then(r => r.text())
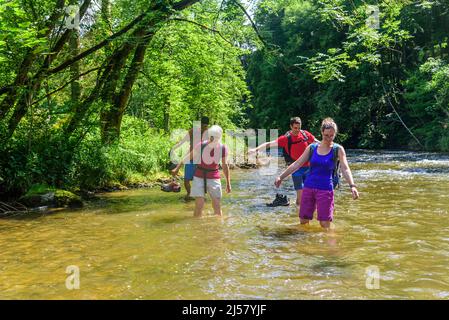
top-left (299, 187), bottom-right (334, 221)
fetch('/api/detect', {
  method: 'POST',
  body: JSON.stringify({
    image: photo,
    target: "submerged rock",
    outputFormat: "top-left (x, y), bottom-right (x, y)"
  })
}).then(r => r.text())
top-left (20, 188), bottom-right (83, 209)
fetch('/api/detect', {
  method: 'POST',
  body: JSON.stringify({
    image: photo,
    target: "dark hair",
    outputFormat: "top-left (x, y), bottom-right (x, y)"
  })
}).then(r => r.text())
top-left (290, 117), bottom-right (302, 127)
top-left (201, 116), bottom-right (210, 125)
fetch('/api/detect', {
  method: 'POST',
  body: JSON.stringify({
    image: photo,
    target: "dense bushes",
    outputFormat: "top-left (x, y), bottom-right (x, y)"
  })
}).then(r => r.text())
top-left (0, 0), bottom-right (253, 198)
top-left (0, 115), bottom-right (173, 196)
top-left (70, 116), bottom-right (173, 190)
top-left (403, 58), bottom-right (449, 151)
top-left (245, 0), bottom-right (449, 151)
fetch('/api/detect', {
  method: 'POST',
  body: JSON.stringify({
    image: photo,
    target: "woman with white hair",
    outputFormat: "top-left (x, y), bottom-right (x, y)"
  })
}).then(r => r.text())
top-left (171, 125), bottom-right (231, 216)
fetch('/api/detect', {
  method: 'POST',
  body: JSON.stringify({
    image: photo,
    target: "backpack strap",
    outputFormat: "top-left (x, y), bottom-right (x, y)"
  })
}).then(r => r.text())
top-left (285, 130), bottom-right (309, 158)
top-left (197, 142), bottom-right (222, 194)
top-left (332, 143), bottom-right (341, 188)
top-left (332, 143), bottom-right (341, 166)
top-left (300, 130), bottom-right (309, 142)
top-left (308, 143), bottom-right (319, 161)
top-left (286, 132), bottom-right (293, 158)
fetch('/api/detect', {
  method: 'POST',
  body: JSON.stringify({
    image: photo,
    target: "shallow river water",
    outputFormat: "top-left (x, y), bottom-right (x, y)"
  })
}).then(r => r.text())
top-left (1, 150), bottom-right (449, 299)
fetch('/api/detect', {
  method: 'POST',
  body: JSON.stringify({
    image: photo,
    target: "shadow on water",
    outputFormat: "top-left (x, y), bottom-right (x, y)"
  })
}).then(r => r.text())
top-left (86, 189), bottom-right (192, 216)
top-left (309, 259), bottom-right (352, 277)
top-left (147, 215), bottom-right (194, 226)
top-left (1, 207), bottom-right (80, 221)
top-left (256, 225), bottom-right (323, 241)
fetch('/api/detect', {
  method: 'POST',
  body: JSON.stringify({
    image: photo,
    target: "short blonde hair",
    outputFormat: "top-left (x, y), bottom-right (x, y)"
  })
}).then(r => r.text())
top-left (208, 125), bottom-right (223, 141)
top-left (321, 117), bottom-right (338, 133)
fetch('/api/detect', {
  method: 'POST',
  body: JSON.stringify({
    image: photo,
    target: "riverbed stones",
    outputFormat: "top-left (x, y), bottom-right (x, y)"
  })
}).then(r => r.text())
top-left (19, 188), bottom-right (83, 209)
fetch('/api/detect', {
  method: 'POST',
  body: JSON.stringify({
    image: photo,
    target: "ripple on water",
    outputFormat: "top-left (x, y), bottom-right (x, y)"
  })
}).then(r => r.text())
top-left (1, 150), bottom-right (449, 299)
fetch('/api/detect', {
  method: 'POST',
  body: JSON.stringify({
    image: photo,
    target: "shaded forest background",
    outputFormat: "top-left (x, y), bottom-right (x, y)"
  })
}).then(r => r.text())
top-left (246, 0), bottom-right (449, 151)
top-left (0, 0), bottom-right (448, 197)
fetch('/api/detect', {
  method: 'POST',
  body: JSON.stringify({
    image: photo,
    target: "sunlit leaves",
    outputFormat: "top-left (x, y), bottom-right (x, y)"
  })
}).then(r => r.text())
top-left (302, 48), bottom-right (357, 82)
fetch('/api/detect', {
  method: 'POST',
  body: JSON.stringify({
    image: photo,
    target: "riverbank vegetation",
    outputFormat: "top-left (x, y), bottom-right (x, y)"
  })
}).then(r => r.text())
top-left (0, 0), bottom-right (253, 199)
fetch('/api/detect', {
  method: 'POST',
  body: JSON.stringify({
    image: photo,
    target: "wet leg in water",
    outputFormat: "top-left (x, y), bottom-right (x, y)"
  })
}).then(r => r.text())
top-left (320, 220), bottom-right (331, 229)
top-left (211, 197), bottom-right (222, 216)
top-left (296, 189), bottom-right (302, 207)
top-left (194, 197), bottom-right (205, 217)
top-left (184, 180), bottom-right (194, 201)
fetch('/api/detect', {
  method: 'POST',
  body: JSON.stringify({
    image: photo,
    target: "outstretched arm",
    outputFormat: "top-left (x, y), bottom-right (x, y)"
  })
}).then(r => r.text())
top-left (249, 139), bottom-right (278, 153)
top-left (172, 131), bottom-right (191, 151)
top-left (338, 146), bottom-right (359, 200)
top-left (171, 144), bottom-right (200, 176)
top-left (275, 145), bottom-right (311, 187)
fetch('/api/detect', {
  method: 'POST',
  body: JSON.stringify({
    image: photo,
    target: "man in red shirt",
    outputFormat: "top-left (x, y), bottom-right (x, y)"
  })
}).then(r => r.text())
top-left (249, 117), bottom-right (318, 207)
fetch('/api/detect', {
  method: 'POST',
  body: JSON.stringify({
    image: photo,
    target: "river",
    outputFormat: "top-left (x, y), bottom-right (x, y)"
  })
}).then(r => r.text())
top-left (1, 150), bottom-right (448, 299)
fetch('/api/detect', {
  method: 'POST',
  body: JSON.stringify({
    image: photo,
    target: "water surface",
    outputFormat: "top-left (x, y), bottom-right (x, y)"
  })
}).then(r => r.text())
top-left (1, 150), bottom-right (448, 299)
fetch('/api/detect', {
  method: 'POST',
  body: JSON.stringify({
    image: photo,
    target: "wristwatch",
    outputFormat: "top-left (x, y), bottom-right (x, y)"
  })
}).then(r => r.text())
top-left (349, 184), bottom-right (357, 188)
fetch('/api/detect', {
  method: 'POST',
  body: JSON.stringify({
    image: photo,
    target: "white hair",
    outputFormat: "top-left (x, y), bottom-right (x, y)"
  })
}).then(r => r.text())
top-left (207, 125), bottom-right (223, 141)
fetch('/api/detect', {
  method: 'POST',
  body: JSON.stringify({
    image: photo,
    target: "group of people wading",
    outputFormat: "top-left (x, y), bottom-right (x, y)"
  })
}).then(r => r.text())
top-left (171, 116), bottom-right (359, 229)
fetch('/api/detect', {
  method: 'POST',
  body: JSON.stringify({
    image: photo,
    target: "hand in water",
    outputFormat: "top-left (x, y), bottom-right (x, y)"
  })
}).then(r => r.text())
top-left (351, 187), bottom-right (359, 200)
top-left (274, 176), bottom-right (282, 188)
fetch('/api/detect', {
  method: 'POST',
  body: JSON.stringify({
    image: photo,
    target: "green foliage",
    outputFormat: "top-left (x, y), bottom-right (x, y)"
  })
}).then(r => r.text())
top-left (246, 0), bottom-right (449, 151)
top-left (0, 0), bottom-right (256, 197)
top-left (403, 58), bottom-right (449, 150)
top-left (128, 0), bottom-right (252, 131)
top-left (70, 116), bottom-right (173, 189)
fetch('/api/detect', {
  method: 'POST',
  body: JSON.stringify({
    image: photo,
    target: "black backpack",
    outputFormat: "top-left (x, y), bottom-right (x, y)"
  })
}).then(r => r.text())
top-left (282, 130), bottom-right (309, 165)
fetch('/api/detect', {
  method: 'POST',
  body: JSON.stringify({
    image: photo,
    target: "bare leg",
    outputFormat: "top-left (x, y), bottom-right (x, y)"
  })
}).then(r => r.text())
top-left (211, 197), bottom-right (222, 216)
top-left (296, 189), bottom-right (302, 207)
top-left (296, 189), bottom-right (302, 218)
top-left (184, 179), bottom-right (192, 197)
top-left (300, 218), bottom-right (310, 225)
top-left (194, 197), bottom-right (205, 217)
top-left (319, 220), bottom-right (331, 229)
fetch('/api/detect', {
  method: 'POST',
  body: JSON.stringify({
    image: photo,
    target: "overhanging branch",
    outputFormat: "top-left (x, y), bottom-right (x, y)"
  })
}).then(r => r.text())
top-left (168, 17), bottom-right (234, 46)
top-left (31, 67), bottom-right (102, 106)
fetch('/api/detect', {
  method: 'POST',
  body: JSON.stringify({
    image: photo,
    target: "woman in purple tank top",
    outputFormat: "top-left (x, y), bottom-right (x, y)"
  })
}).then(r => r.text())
top-left (275, 118), bottom-right (359, 229)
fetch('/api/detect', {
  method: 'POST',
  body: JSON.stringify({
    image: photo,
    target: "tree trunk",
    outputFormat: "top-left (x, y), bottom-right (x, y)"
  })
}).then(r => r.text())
top-left (70, 29), bottom-right (81, 104)
top-left (0, 0), bottom-right (66, 120)
top-left (64, 65), bottom-right (113, 136)
top-left (1, 0), bottom-right (92, 140)
top-left (101, 39), bottom-right (150, 144)
top-left (98, 0), bottom-right (201, 144)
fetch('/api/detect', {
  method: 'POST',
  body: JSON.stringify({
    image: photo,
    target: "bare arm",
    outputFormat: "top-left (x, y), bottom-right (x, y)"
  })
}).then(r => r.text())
top-left (338, 146), bottom-right (359, 199)
top-left (171, 144), bottom-right (200, 176)
top-left (249, 139), bottom-right (278, 153)
top-left (222, 152), bottom-right (231, 193)
top-left (275, 145), bottom-right (311, 187)
top-left (172, 131), bottom-right (191, 151)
